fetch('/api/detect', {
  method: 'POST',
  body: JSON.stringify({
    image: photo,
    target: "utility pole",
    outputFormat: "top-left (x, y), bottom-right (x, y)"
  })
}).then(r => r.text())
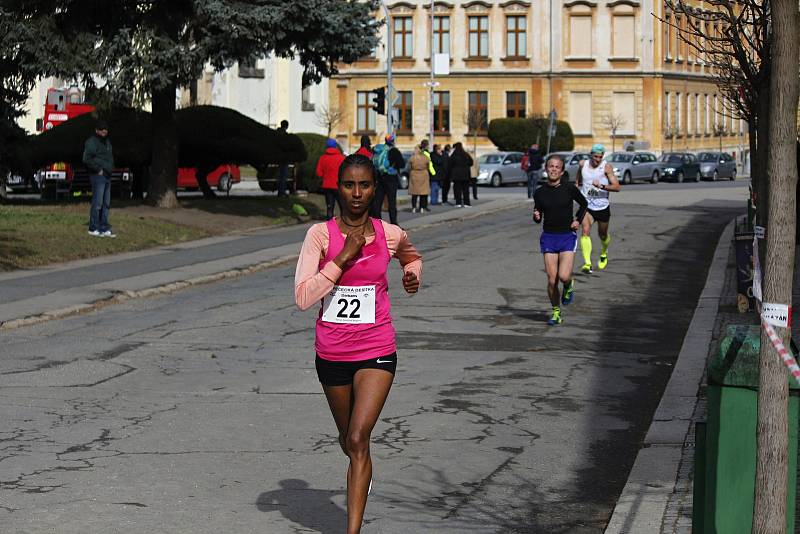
top-left (428, 0), bottom-right (435, 146)
top-left (380, 0), bottom-right (395, 136)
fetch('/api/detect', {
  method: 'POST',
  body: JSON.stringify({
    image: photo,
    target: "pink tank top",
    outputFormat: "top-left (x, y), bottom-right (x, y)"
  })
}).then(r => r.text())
top-left (315, 218), bottom-right (396, 361)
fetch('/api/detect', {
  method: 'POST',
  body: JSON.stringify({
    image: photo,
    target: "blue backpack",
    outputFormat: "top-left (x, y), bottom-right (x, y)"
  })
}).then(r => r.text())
top-left (372, 144), bottom-right (397, 175)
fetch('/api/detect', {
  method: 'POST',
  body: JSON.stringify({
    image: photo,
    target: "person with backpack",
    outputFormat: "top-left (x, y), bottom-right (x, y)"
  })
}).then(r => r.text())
top-left (370, 134), bottom-right (404, 225)
top-left (524, 143), bottom-right (545, 201)
top-left (355, 135), bottom-right (373, 159)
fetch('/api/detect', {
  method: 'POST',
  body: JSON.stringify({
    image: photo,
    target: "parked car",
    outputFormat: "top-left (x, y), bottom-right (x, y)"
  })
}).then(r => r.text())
top-left (697, 151), bottom-right (737, 181)
top-left (540, 151), bottom-right (590, 183)
top-left (178, 164), bottom-right (241, 192)
top-left (609, 151), bottom-right (661, 184)
top-left (5, 171), bottom-right (34, 193)
top-left (476, 152), bottom-right (527, 187)
top-left (658, 152), bottom-right (701, 183)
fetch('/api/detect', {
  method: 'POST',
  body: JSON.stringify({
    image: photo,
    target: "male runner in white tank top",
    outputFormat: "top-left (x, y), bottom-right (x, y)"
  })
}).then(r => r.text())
top-left (576, 144), bottom-right (621, 273)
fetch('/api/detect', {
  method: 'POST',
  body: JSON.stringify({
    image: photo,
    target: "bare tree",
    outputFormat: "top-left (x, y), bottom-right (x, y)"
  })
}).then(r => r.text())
top-left (315, 104), bottom-right (344, 137)
top-left (463, 108), bottom-right (486, 157)
top-left (712, 123), bottom-right (730, 153)
top-left (660, 0), bottom-right (771, 224)
top-left (752, 0), bottom-right (800, 530)
top-left (602, 113), bottom-right (627, 153)
top-left (663, 126), bottom-right (677, 153)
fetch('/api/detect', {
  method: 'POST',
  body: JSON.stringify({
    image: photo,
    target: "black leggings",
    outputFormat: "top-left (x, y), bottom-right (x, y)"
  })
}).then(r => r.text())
top-left (324, 189), bottom-right (337, 220)
top-left (454, 181), bottom-right (471, 206)
top-left (412, 195), bottom-right (428, 210)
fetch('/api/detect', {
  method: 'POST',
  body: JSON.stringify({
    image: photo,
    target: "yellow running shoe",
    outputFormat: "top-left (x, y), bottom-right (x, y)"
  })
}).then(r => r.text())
top-left (598, 254), bottom-right (608, 270)
top-left (581, 263), bottom-right (593, 274)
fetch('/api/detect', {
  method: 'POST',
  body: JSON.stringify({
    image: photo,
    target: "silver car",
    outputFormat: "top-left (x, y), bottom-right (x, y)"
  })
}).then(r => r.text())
top-left (697, 152), bottom-right (737, 181)
top-left (540, 151), bottom-right (590, 183)
top-left (609, 151), bottom-right (662, 184)
top-left (476, 152), bottom-right (527, 187)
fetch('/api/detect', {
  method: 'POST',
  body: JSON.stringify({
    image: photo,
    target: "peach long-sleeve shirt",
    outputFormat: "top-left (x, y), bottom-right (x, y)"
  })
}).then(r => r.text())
top-left (294, 220), bottom-right (423, 311)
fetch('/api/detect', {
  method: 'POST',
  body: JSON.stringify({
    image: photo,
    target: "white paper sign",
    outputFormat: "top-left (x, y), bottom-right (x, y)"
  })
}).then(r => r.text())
top-left (433, 53), bottom-right (450, 75)
top-left (762, 303), bottom-right (790, 328)
top-left (752, 236), bottom-right (763, 302)
top-left (321, 285), bottom-right (376, 324)
top-left (755, 226), bottom-right (765, 239)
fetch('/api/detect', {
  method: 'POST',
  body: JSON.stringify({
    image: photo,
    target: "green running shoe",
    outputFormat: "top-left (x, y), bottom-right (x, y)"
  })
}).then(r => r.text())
top-left (547, 307), bottom-right (562, 326)
top-left (598, 254), bottom-right (608, 270)
top-left (562, 281), bottom-right (574, 305)
top-left (581, 263), bottom-right (593, 274)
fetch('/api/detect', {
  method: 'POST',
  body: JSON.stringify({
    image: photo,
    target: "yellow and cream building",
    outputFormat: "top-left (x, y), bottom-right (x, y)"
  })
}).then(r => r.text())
top-left (331, 0), bottom-right (748, 159)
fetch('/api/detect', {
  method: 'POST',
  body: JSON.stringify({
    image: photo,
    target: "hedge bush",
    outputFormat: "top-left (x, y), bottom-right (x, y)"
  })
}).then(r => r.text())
top-left (487, 118), bottom-right (575, 153)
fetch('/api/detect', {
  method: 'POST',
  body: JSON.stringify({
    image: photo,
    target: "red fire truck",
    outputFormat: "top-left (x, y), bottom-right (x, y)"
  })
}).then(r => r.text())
top-left (32, 87), bottom-right (239, 199)
top-left (33, 87), bottom-right (133, 199)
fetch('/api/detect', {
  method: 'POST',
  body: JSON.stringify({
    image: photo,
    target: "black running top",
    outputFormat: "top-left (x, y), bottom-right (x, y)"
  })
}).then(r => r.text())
top-left (533, 182), bottom-right (588, 233)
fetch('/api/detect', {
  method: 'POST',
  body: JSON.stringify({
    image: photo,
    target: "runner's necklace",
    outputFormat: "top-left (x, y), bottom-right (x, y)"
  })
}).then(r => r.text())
top-left (340, 217), bottom-right (370, 228)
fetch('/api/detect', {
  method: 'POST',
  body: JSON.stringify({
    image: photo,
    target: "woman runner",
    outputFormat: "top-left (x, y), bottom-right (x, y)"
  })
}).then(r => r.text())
top-left (294, 153), bottom-right (423, 533)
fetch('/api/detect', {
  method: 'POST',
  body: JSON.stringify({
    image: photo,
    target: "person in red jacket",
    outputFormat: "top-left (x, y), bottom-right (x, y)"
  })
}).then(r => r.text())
top-left (316, 139), bottom-right (346, 220)
top-left (355, 135), bottom-right (373, 159)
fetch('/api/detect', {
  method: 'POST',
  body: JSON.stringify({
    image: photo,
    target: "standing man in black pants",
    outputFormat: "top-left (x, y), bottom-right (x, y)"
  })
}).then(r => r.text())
top-left (441, 144), bottom-right (452, 205)
top-left (370, 134), bottom-right (405, 225)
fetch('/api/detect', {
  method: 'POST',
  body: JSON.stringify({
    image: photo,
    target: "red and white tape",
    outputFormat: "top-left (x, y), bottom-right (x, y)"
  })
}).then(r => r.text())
top-left (762, 317), bottom-right (800, 386)
top-left (752, 233), bottom-right (800, 385)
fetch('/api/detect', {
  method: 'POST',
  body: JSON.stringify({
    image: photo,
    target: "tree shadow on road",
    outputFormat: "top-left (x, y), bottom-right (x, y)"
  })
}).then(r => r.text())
top-left (256, 478), bottom-right (346, 534)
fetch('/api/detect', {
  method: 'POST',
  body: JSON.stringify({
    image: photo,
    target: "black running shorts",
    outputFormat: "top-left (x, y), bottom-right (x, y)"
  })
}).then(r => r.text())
top-left (587, 207), bottom-right (611, 223)
top-left (315, 353), bottom-right (397, 386)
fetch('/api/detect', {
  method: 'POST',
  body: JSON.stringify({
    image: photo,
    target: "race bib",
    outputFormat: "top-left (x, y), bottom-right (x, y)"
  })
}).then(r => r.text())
top-left (321, 285), bottom-right (376, 324)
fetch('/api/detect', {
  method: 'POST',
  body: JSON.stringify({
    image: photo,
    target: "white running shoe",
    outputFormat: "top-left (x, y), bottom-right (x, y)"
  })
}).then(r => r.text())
top-left (88, 230), bottom-right (101, 237)
top-left (456, 204), bottom-right (463, 208)
top-left (101, 230), bottom-right (117, 238)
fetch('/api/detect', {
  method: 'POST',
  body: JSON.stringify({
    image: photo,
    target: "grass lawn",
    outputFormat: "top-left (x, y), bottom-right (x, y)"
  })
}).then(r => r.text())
top-left (0, 194), bottom-right (324, 271)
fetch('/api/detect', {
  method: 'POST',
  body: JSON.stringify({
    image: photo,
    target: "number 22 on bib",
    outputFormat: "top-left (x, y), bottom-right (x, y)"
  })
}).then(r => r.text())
top-left (322, 285), bottom-right (376, 324)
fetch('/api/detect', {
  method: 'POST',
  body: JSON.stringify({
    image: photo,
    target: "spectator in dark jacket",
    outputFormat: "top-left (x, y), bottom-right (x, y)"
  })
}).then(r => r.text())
top-left (315, 139), bottom-right (345, 220)
top-left (525, 143), bottom-right (545, 200)
top-left (370, 134), bottom-right (405, 225)
top-left (429, 144), bottom-right (446, 206)
top-left (449, 142), bottom-right (473, 208)
top-left (441, 144), bottom-right (453, 204)
top-left (82, 119), bottom-right (115, 237)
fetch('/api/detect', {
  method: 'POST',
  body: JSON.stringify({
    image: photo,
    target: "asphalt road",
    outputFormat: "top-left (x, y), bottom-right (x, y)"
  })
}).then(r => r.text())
top-left (0, 194), bottom-right (741, 533)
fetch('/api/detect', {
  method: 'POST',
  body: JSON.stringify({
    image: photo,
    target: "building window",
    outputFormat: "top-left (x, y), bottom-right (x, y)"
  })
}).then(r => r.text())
top-left (238, 58), bottom-right (264, 78)
top-left (506, 16), bottom-right (527, 58)
top-left (433, 91), bottom-right (450, 133)
top-left (434, 16), bottom-right (450, 55)
top-left (686, 94), bottom-right (693, 135)
top-left (704, 94), bottom-right (710, 134)
top-left (612, 15), bottom-right (635, 57)
top-left (664, 12), bottom-right (672, 60)
top-left (694, 94), bottom-right (700, 136)
top-left (506, 92), bottom-right (526, 118)
top-left (675, 15), bottom-right (684, 60)
top-left (664, 92), bottom-right (671, 130)
top-left (569, 16), bottom-right (593, 57)
top-left (569, 91), bottom-right (592, 135)
top-left (397, 91), bottom-right (413, 133)
top-left (468, 16), bottom-right (489, 58)
top-left (612, 92), bottom-right (635, 135)
top-left (676, 92), bottom-right (682, 133)
top-left (357, 91), bottom-right (376, 132)
top-left (468, 91), bottom-right (488, 133)
top-left (713, 94), bottom-right (719, 128)
top-left (394, 17), bottom-right (413, 58)
top-left (301, 86), bottom-right (314, 112)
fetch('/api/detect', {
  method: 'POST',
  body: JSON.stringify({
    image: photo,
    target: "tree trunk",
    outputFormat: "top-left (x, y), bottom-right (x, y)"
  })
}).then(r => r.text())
top-left (0, 169), bottom-right (8, 201)
top-left (752, 0), bottom-right (800, 531)
top-left (148, 82), bottom-right (179, 208)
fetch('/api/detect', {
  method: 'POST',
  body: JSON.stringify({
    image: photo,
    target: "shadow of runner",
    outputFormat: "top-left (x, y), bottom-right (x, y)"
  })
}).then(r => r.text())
top-left (256, 479), bottom-right (346, 534)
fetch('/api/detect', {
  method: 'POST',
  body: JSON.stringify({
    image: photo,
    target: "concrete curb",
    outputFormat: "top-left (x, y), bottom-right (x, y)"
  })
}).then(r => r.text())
top-left (0, 198), bottom-right (526, 332)
top-left (604, 216), bottom-right (736, 533)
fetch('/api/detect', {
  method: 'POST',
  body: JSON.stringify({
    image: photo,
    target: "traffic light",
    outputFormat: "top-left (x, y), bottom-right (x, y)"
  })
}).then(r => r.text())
top-left (371, 87), bottom-right (386, 115)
